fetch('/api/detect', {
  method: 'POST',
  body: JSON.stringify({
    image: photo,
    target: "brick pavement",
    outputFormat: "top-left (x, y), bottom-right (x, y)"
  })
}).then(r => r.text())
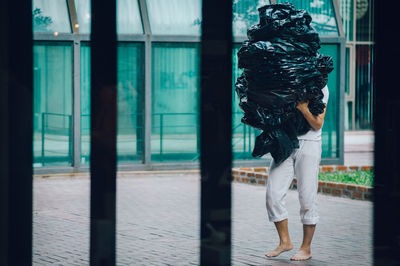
top-left (34, 173), bottom-right (372, 265)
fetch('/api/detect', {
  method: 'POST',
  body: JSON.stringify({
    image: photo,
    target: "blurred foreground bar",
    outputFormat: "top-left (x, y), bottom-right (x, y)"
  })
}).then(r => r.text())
top-left (373, 0), bottom-right (400, 265)
top-left (90, 0), bottom-right (117, 265)
top-left (0, 0), bottom-right (33, 265)
top-left (200, 0), bottom-right (233, 265)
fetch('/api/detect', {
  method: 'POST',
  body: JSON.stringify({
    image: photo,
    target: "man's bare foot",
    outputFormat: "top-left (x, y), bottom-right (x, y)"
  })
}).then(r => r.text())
top-left (290, 248), bottom-right (312, 261)
top-left (265, 242), bottom-right (293, 258)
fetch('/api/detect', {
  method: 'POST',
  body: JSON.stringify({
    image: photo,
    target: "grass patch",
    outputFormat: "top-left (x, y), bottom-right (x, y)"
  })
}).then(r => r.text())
top-left (318, 170), bottom-right (373, 187)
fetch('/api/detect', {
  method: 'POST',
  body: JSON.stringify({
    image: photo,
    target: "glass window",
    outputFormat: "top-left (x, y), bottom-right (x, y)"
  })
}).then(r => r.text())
top-left (276, 0), bottom-right (339, 36)
top-left (118, 0), bottom-right (144, 34)
top-left (233, 0), bottom-right (270, 37)
top-left (33, 0), bottom-right (71, 33)
top-left (33, 43), bottom-right (73, 167)
top-left (75, 0), bottom-right (144, 34)
top-left (74, 0), bottom-right (91, 34)
top-left (80, 43), bottom-right (145, 164)
top-left (355, 44), bottom-right (374, 130)
top-left (355, 0), bottom-right (374, 42)
top-left (345, 47), bottom-right (350, 95)
top-left (340, 0), bottom-right (354, 41)
top-left (232, 45), bottom-right (263, 161)
top-left (80, 43), bottom-right (91, 165)
top-left (319, 44), bottom-right (339, 158)
top-left (117, 43), bottom-right (145, 163)
top-left (151, 43), bottom-right (200, 161)
top-left (146, 0), bottom-right (201, 35)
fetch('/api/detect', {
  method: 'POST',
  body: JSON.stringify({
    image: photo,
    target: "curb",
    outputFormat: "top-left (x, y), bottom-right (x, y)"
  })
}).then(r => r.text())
top-left (232, 165), bottom-right (373, 201)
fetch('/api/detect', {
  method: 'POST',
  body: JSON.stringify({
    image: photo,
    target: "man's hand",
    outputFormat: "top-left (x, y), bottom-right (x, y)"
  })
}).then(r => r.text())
top-left (296, 100), bottom-right (327, 131)
top-left (296, 101), bottom-right (309, 114)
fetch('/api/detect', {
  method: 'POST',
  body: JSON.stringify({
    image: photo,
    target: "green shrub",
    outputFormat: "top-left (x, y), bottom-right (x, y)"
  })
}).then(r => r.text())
top-left (318, 170), bottom-right (373, 187)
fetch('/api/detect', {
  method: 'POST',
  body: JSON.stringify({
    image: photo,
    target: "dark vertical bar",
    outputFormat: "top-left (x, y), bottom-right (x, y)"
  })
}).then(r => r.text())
top-left (373, 0), bottom-right (400, 265)
top-left (0, 0), bottom-right (33, 265)
top-left (200, 0), bottom-right (232, 265)
top-left (90, 0), bottom-right (117, 265)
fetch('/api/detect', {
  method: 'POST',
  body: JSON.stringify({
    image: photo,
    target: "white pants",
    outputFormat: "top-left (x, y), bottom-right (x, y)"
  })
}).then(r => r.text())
top-left (266, 139), bottom-right (321, 225)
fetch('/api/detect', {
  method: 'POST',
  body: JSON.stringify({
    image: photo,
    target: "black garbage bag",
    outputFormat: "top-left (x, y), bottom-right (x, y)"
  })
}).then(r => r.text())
top-left (252, 123), bottom-right (299, 165)
top-left (235, 2), bottom-right (334, 165)
top-left (247, 3), bottom-right (321, 50)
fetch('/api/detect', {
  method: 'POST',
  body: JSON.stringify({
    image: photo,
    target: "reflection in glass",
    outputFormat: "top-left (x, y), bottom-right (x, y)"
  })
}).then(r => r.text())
top-left (80, 44), bottom-right (91, 165)
top-left (75, 0), bottom-right (144, 34)
top-left (233, 0), bottom-right (270, 37)
top-left (319, 44), bottom-right (339, 158)
top-left (146, 0), bottom-right (201, 35)
top-left (117, 43), bottom-right (144, 162)
top-left (118, 0), bottom-right (143, 34)
top-left (151, 43), bottom-right (200, 161)
top-left (340, 0), bottom-right (354, 41)
top-left (355, 0), bottom-right (373, 42)
top-left (33, 43), bottom-right (73, 166)
top-left (277, 0), bottom-right (339, 36)
top-left (33, 0), bottom-right (71, 33)
top-left (75, 0), bottom-right (91, 34)
top-left (355, 45), bottom-right (374, 130)
top-left (80, 43), bottom-right (144, 164)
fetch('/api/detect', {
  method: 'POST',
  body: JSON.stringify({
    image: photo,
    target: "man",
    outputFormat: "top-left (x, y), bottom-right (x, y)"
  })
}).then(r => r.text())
top-left (265, 85), bottom-right (329, 261)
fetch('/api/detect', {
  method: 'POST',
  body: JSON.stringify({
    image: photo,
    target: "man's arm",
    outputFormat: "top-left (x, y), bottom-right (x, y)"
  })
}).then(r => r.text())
top-left (296, 101), bottom-right (327, 130)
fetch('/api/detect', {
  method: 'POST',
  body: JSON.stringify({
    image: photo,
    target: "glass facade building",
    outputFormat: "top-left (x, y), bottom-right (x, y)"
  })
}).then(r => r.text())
top-left (32, 0), bottom-right (346, 173)
top-left (340, 0), bottom-right (374, 130)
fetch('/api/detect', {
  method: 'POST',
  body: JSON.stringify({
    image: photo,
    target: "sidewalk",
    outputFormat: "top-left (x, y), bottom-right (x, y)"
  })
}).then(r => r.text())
top-left (344, 130), bottom-right (374, 166)
top-left (33, 173), bottom-right (372, 265)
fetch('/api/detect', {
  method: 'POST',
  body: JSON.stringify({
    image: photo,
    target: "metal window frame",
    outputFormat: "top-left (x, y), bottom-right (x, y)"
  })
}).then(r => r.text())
top-left (67, 0), bottom-right (79, 34)
top-left (339, 0), bottom-right (375, 131)
top-left (32, 0), bottom-right (346, 174)
top-left (333, 0), bottom-right (345, 39)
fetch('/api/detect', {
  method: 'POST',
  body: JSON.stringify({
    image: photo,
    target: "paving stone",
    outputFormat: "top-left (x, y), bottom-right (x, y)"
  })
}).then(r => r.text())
top-left (33, 173), bottom-right (372, 265)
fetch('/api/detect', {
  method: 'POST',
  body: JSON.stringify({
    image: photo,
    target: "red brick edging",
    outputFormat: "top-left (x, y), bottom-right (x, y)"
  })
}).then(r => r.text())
top-left (232, 165), bottom-right (373, 201)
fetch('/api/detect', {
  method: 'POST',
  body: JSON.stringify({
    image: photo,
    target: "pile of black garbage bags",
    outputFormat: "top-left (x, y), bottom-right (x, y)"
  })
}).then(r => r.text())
top-left (235, 3), bottom-right (334, 164)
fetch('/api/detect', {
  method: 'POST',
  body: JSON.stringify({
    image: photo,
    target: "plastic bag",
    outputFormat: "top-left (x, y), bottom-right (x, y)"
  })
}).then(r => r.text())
top-left (235, 2), bottom-right (334, 165)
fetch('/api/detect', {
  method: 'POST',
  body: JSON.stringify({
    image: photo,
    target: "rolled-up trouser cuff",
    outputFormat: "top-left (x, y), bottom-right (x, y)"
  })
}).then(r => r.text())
top-left (268, 214), bottom-right (289, 223)
top-left (301, 217), bottom-right (319, 225)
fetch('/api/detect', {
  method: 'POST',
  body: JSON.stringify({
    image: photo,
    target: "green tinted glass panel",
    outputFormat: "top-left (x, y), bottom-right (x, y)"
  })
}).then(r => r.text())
top-left (74, 0), bottom-right (91, 34)
top-left (233, 0), bottom-right (270, 37)
top-left (355, 0), bottom-right (373, 41)
top-left (117, 43), bottom-right (144, 162)
top-left (80, 44), bottom-right (90, 164)
top-left (345, 101), bottom-right (353, 130)
top-left (232, 45), bottom-right (263, 161)
top-left (80, 43), bottom-right (145, 164)
top-left (276, 0), bottom-right (339, 36)
top-left (345, 47), bottom-right (350, 95)
top-left (151, 43), bottom-right (200, 161)
top-left (319, 44), bottom-right (339, 158)
top-left (118, 0), bottom-right (143, 34)
top-left (33, 43), bottom-right (73, 167)
top-left (355, 44), bottom-right (374, 130)
top-left (75, 0), bottom-right (143, 34)
top-left (146, 0), bottom-right (201, 35)
top-left (340, 0), bottom-right (354, 41)
top-left (33, 0), bottom-right (71, 33)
